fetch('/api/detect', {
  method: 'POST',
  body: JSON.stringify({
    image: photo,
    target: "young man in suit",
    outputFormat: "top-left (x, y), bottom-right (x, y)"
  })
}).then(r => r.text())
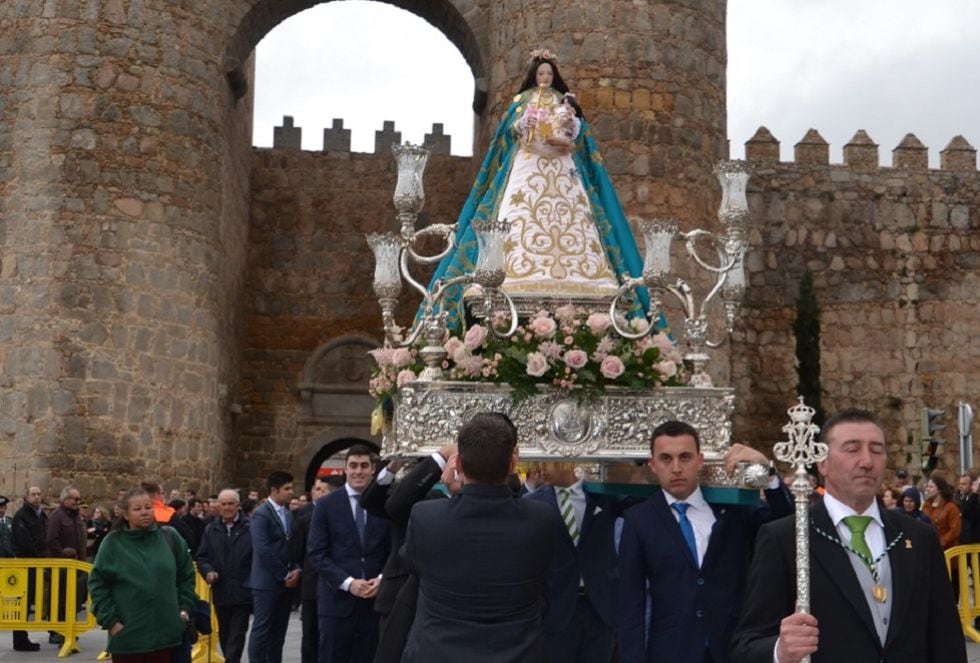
top-left (617, 420), bottom-right (791, 663)
top-left (308, 444), bottom-right (390, 663)
top-left (246, 471), bottom-right (301, 663)
top-left (400, 412), bottom-right (557, 663)
top-left (731, 408), bottom-right (967, 663)
top-left (524, 464), bottom-right (631, 663)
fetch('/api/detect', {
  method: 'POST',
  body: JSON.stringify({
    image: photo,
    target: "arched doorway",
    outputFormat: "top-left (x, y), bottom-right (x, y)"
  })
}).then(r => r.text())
top-left (304, 437), bottom-right (380, 491)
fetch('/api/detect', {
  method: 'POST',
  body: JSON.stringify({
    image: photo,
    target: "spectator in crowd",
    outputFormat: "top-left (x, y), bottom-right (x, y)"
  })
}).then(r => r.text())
top-left (955, 471), bottom-right (979, 543)
top-left (241, 498), bottom-right (258, 518)
top-left (899, 486), bottom-right (932, 524)
top-left (617, 421), bottom-right (791, 663)
top-left (0, 496), bottom-right (12, 557)
top-left (246, 471), bottom-right (301, 663)
top-left (363, 449), bottom-right (453, 663)
top-left (197, 488), bottom-right (253, 663)
top-left (169, 489), bottom-right (181, 502)
top-left (184, 489), bottom-right (197, 502)
top-left (89, 487), bottom-right (197, 663)
top-left (525, 462), bottom-right (635, 663)
top-left (248, 490), bottom-right (260, 501)
top-left (921, 473), bottom-right (961, 550)
top-left (86, 506), bottom-right (111, 559)
top-left (180, 499), bottom-right (206, 550)
top-left (11, 486), bottom-right (46, 651)
top-left (141, 482), bottom-right (176, 526)
top-left (291, 477), bottom-right (333, 663)
top-left (206, 496), bottom-right (221, 524)
top-left (400, 413), bottom-right (554, 663)
top-left (289, 497), bottom-right (300, 512)
top-left (46, 486), bottom-right (87, 646)
top-left (731, 408), bottom-right (966, 663)
top-left (893, 468), bottom-right (911, 489)
top-left (298, 493), bottom-right (310, 509)
top-left (879, 485), bottom-right (900, 510)
top-left (308, 444), bottom-right (390, 663)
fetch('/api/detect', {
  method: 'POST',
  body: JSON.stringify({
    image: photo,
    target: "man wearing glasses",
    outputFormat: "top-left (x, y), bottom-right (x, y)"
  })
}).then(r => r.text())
top-left (46, 486), bottom-right (86, 646)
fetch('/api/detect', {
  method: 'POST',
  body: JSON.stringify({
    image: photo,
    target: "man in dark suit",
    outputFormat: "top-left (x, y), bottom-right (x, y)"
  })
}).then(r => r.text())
top-left (11, 486), bottom-right (46, 651)
top-left (400, 412), bottom-right (557, 663)
top-left (246, 471), bottom-right (301, 663)
top-left (525, 464), bottom-right (632, 663)
top-left (617, 420), bottom-right (791, 663)
top-left (308, 444), bottom-right (390, 663)
top-left (291, 476), bottom-right (335, 663)
top-left (731, 408), bottom-right (967, 663)
top-left (360, 446), bottom-right (454, 663)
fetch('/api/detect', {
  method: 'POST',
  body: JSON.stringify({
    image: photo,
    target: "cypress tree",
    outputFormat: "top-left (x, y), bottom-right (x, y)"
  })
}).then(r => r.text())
top-left (793, 270), bottom-right (825, 426)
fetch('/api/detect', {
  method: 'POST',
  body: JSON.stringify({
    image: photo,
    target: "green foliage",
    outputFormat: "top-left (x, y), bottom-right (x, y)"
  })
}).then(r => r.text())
top-left (793, 270), bottom-right (825, 427)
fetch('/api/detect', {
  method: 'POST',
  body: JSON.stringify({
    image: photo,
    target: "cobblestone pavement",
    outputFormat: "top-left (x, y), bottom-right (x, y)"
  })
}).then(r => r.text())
top-left (2, 612), bottom-right (979, 661)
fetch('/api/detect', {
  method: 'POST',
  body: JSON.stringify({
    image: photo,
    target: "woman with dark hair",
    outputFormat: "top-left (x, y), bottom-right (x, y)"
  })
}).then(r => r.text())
top-left (88, 488), bottom-right (197, 663)
top-left (429, 48), bottom-right (651, 325)
top-left (922, 473), bottom-right (962, 549)
top-left (899, 486), bottom-right (932, 524)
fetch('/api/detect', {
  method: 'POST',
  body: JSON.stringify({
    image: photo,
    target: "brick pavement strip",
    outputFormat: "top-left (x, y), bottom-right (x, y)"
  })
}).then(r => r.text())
top-left (1, 614), bottom-right (978, 661)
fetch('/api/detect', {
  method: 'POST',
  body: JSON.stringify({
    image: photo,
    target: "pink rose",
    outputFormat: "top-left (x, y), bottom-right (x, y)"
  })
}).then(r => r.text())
top-left (654, 359), bottom-right (678, 379)
top-left (528, 315), bottom-right (557, 338)
top-left (629, 317), bottom-right (651, 334)
top-left (539, 341), bottom-right (562, 360)
top-left (396, 369), bottom-right (417, 387)
top-left (463, 324), bottom-right (487, 350)
top-left (652, 332), bottom-right (674, 355)
top-left (369, 347), bottom-right (395, 368)
top-left (586, 313), bottom-right (612, 335)
top-left (526, 352), bottom-right (549, 377)
top-left (563, 349), bottom-right (588, 370)
top-left (459, 355), bottom-right (483, 377)
top-left (392, 348), bottom-right (413, 368)
top-left (600, 355), bottom-right (625, 379)
top-left (444, 336), bottom-right (464, 357)
top-left (554, 304), bottom-right (579, 323)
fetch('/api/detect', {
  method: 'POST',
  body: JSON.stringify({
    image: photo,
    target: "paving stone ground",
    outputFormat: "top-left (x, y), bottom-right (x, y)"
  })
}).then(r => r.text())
top-left (2, 611), bottom-right (980, 662)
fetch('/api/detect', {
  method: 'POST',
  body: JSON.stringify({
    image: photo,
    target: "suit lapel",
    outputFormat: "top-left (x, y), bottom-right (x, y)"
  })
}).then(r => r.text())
top-left (810, 501), bottom-right (879, 642)
top-left (579, 492), bottom-right (599, 542)
top-left (266, 501), bottom-right (287, 538)
top-left (882, 511), bottom-right (913, 648)
top-left (652, 491), bottom-right (698, 569)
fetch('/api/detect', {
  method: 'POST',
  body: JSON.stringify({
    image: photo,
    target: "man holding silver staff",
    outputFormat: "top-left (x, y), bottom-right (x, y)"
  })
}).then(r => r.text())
top-left (731, 407), bottom-right (966, 663)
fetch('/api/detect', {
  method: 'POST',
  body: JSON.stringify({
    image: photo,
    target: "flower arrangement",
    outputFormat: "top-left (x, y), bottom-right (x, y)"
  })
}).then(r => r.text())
top-left (369, 305), bottom-right (685, 407)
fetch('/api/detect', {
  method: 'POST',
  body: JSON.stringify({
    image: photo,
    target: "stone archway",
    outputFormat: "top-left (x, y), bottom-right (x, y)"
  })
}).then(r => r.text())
top-left (304, 436), bottom-right (380, 491)
top-left (223, 0), bottom-right (490, 114)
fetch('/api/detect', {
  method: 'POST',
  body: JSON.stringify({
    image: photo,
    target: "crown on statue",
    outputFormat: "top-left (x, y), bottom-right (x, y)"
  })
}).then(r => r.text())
top-left (530, 48), bottom-right (558, 63)
top-left (787, 396), bottom-right (816, 424)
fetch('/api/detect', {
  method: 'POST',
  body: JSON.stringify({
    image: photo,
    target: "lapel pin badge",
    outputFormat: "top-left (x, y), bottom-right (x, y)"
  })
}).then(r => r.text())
top-left (905, 539), bottom-right (912, 549)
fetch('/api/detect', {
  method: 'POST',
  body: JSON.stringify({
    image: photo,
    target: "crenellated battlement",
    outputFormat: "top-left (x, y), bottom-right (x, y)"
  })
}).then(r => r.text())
top-left (271, 115), bottom-right (455, 155)
top-left (744, 126), bottom-right (978, 174)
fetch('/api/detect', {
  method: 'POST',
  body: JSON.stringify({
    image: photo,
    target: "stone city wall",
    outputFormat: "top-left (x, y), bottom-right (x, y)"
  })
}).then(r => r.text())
top-left (731, 127), bottom-right (980, 478)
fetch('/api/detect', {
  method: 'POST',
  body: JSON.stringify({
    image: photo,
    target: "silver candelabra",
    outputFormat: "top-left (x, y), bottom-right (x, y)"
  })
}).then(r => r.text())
top-left (608, 161), bottom-right (750, 387)
top-left (367, 143), bottom-right (518, 381)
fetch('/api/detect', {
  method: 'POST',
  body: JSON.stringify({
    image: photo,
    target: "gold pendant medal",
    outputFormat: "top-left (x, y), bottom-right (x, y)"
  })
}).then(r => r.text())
top-left (871, 584), bottom-right (887, 603)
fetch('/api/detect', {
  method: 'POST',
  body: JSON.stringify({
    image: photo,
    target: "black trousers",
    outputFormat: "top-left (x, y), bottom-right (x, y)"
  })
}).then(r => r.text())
top-left (215, 603), bottom-right (250, 663)
top-left (318, 597), bottom-right (379, 663)
top-left (301, 598), bottom-right (319, 663)
top-left (12, 569), bottom-right (40, 647)
top-left (543, 594), bottom-right (614, 663)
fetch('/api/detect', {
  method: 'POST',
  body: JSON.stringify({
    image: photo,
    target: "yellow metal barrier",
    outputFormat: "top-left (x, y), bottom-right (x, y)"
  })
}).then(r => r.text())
top-left (192, 571), bottom-right (225, 663)
top-left (0, 559), bottom-right (97, 657)
top-left (945, 543), bottom-right (980, 642)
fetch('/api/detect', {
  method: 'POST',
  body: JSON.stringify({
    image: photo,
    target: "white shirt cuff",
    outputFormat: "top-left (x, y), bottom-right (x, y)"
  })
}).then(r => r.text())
top-left (376, 467), bottom-right (395, 486)
top-left (773, 638), bottom-right (781, 663)
top-left (431, 452), bottom-right (447, 470)
top-left (341, 577), bottom-right (354, 592)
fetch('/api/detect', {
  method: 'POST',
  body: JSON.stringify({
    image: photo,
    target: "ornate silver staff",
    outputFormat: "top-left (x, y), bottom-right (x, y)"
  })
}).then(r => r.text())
top-left (772, 397), bottom-right (826, 663)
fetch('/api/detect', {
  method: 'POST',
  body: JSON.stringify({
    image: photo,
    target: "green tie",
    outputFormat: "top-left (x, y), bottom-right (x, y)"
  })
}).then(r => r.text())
top-left (842, 515), bottom-right (873, 571)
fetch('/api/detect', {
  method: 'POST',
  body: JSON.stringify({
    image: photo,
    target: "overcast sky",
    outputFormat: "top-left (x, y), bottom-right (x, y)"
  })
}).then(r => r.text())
top-left (253, 0), bottom-right (980, 166)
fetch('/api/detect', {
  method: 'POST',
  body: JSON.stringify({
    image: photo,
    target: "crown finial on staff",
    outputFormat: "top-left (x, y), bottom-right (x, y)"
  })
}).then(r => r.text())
top-left (774, 396), bottom-right (827, 469)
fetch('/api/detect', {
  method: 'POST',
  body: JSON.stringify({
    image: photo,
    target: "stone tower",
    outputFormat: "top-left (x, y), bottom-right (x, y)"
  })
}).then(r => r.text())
top-left (0, 0), bottom-right (729, 498)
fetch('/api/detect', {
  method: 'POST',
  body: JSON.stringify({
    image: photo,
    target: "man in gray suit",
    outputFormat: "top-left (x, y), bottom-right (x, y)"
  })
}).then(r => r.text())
top-left (400, 413), bottom-right (557, 663)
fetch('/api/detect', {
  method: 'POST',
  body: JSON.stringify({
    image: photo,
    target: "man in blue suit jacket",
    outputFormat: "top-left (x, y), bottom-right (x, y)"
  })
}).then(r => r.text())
top-left (524, 465), bottom-right (633, 663)
top-left (247, 471), bottom-right (302, 663)
top-left (618, 420), bottom-right (791, 663)
top-left (308, 444), bottom-right (390, 663)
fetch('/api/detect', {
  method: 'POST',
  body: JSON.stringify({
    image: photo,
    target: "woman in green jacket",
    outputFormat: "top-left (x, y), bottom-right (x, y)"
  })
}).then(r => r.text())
top-left (89, 488), bottom-right (197, 663)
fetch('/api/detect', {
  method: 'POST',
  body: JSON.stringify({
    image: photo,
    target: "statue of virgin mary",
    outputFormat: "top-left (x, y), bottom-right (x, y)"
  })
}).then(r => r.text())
top-left (429, 49), bottom-right (651, 327)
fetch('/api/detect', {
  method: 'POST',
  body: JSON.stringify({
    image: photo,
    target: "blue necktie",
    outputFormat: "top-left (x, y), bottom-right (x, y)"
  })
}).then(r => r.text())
top-left (671, 502), bottom-right (699, 567)
top-left (354, 494), bottom-right (366, 546)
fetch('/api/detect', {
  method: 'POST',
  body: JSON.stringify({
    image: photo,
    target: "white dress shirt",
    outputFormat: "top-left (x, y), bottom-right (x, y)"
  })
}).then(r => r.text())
top-left (663, 485), bottom-right (716, 567)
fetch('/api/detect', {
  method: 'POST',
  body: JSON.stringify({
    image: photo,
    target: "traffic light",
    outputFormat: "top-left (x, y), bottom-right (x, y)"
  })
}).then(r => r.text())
top-left (921, 407), bottom-right (945, 472)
